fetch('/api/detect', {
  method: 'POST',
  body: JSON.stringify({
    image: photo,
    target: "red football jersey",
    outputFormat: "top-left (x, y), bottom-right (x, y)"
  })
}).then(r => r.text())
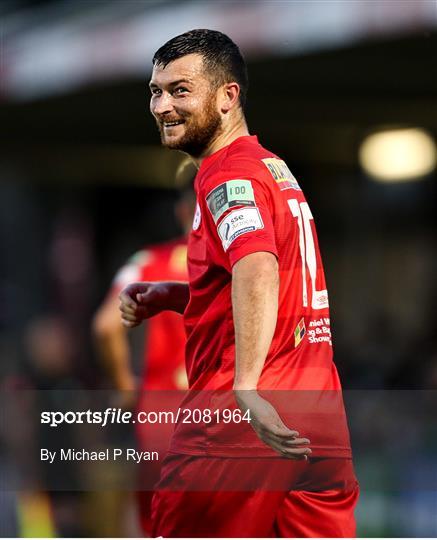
top-left (112, 238), bottom-right (188, 390)
top-left (170, 135), bottom-right (352, 458)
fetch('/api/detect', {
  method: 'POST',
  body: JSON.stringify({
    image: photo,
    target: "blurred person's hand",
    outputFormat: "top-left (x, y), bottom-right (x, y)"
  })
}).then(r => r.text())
top-left (119, 282), bottom-right (171, 328)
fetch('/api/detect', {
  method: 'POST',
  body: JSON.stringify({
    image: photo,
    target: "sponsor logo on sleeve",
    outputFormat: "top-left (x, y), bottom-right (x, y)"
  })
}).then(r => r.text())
top-left (262, 158), bottom-right (301, 191)
top-left (206, 179), bottom-right (255, 223)
top-left (217, 207), bottom-right (264, 251)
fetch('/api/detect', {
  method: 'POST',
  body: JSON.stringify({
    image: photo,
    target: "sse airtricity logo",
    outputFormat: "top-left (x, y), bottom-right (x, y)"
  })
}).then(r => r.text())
top-left (218, 208), bottom-right (264, 251)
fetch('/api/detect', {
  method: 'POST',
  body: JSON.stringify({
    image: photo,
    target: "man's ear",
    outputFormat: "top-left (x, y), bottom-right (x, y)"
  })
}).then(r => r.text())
top-left (220, 82), bottom-right (240, 114)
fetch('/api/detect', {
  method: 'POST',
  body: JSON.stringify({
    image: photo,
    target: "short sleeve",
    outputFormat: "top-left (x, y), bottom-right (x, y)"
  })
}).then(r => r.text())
top-left (204, 175), bottom-right (278, 267)
top-left (111, 249), bottom-right (153, 291)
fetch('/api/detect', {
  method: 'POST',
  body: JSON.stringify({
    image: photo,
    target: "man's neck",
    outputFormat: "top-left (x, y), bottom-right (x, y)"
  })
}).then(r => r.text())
top-left (195, 115), bottom-right (249, 166)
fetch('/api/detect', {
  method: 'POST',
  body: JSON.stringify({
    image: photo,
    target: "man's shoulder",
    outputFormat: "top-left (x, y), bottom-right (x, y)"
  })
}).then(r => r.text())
top-left (223, 136), bottom-right (277, 170)
top-left (149, 237), bottom-right (187, 255)
top-left (201, 139), bottom-right (278, 192)
top-left (123, 237), bottom-right (185, 269)
top-left (226, 139), bottom-right (302, 194)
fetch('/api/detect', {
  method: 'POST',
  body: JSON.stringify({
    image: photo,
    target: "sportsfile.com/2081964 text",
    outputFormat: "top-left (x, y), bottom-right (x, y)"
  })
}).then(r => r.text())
top-left (40, 407), bottom-right (252, 427)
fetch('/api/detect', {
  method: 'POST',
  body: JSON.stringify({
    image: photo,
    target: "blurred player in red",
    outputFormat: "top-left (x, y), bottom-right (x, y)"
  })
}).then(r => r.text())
top-left (120, 30), bottom-right (359, 537)
top-left (93, 159), bottom-right (196, 534)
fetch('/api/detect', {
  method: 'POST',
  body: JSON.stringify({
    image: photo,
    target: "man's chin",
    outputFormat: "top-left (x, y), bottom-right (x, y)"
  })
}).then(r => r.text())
top-left (159, 129), bottom-right (179, 145)
top-left (162, 138), bottom-right (185, 151)
top-left (161, 133), bottom-right (190, 151)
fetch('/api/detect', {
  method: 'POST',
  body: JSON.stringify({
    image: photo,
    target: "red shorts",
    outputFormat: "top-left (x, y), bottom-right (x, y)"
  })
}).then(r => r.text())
top-left (151, 453), bottom-right (359, 537)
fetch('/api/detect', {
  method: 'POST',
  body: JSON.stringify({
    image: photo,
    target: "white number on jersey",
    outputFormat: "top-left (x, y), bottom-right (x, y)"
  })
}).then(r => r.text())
top-left (287, 199), bottom-right (328, 310)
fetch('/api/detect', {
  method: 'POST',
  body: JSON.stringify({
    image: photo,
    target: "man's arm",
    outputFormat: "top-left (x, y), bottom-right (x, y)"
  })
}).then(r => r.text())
top-left (92, 293), bottom-right (137, 392)
top-left (119, 281), bottom-right (189, 328)
top-left (232, 252), bottom-right (311, 459)
top-left (232, 251), bottom-right (279, 390)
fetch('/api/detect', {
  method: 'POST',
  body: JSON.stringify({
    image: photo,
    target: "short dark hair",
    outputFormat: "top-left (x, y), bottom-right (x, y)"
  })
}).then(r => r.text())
top-left (153, 29), bottom-right (248, 108)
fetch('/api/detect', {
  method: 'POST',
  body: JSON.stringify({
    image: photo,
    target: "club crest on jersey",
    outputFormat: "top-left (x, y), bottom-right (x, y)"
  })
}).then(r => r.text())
top-left (206, 179), bottom-right (255, 224)
top-left (192, 202), bottom-right (201, 230)
top-left (262, 158), bottom-right (301, 191)
top-left (217, 207), bottom-right (264, 251)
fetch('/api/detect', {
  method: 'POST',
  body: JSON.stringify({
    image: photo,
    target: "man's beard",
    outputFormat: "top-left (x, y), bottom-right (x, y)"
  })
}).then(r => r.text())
top-left (157, 102), bottom-right (222, 158)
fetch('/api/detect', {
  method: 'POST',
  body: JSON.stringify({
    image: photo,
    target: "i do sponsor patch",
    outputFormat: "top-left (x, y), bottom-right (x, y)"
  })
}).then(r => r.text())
top-left (262, 158), bottom-right (301, 191)
top-left (206, 179), bottom-right (255, 224)
top-left (217, 207), bottom-right (264, 251)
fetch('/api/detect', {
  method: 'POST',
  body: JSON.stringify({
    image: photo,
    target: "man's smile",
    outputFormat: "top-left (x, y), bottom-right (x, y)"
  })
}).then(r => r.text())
top-left (160, 118), bottom-right (186, 130)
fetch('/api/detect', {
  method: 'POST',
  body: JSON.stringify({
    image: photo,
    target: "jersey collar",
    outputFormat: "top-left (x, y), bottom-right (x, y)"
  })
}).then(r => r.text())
top-left (198, 135), bottom-right (258, 177)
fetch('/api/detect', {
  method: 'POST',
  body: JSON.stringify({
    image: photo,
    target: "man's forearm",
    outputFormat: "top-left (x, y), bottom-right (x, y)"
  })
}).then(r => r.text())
top-left (231, 252), bottom-right (279, 390)
top-left (120, 281), bottom-right (189, 327)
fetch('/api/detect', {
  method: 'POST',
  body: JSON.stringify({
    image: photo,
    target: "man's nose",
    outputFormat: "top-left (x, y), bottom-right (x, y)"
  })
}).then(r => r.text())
top-left (151, 92), bottom-right (174, 116)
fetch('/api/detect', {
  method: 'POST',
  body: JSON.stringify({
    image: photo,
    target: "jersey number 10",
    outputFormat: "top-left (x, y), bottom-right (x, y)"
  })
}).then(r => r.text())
top-left (288, 199), bottom-right (328, 310)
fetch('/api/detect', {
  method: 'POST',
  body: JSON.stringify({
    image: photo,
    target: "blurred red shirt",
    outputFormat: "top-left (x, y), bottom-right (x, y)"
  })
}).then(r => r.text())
top-left (112, 237), bottom-right (188, 390)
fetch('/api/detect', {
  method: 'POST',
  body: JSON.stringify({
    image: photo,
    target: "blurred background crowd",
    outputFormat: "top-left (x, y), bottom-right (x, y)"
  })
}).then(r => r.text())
top-left (1, 0), bottom-right (436, 537)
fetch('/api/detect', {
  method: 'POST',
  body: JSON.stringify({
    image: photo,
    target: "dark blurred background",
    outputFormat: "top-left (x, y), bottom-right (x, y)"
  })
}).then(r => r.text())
top-left (1, 0), bottom-right (436, 536)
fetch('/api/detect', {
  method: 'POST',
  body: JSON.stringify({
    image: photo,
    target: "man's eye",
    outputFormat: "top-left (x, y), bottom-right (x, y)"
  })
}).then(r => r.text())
top-left (174, 87), bottom-right (188, 95)
top-left (151, 88), bottom-right (162, 96)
